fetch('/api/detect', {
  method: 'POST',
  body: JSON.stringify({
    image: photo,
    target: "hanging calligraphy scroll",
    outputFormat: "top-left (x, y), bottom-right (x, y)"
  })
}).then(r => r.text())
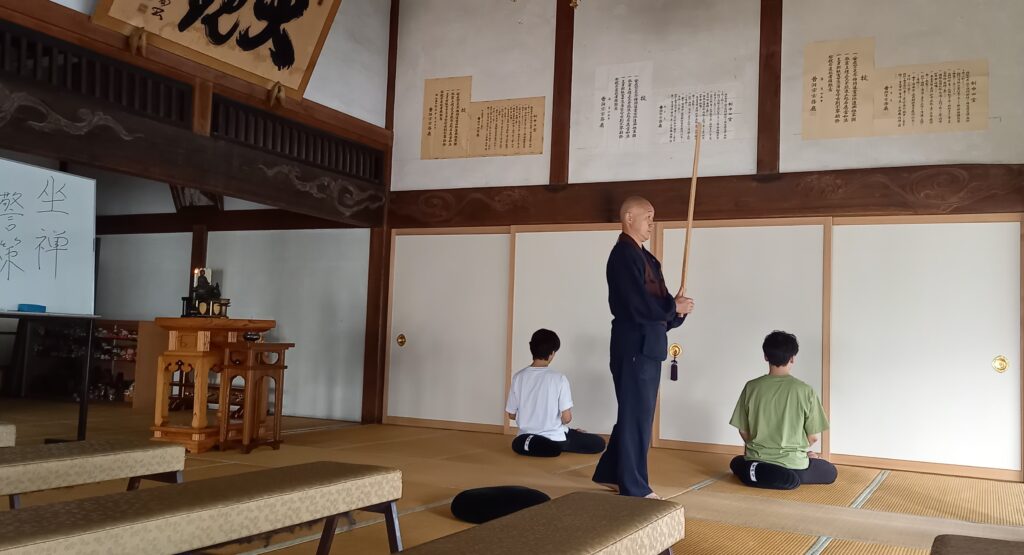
top-left (802, 38), bottom-right (989, 139)
top-left (92, 0), bottom-right (342, 93)
top-left (421, 76), bottom-right (545, 160)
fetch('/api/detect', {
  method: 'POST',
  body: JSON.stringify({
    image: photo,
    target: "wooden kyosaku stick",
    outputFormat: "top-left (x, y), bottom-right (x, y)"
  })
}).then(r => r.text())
top-left (678, 122), bottom-right (703, 298)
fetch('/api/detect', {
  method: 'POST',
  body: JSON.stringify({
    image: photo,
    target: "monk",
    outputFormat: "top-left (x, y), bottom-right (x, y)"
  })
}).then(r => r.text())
top-left (592, 197), bottom-right (694, 498)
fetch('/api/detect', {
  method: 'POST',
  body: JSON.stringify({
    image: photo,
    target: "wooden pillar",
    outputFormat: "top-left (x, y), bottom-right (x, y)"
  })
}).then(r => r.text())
top-left (362, 0), bottom-right (399, 424)
top-left (549, 0), bottom-right (575, 185)
top-left (756, 0), bottom-right (783, 174)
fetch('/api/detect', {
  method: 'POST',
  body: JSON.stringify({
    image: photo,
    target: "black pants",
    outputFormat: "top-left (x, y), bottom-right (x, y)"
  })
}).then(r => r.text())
top-left (593, 337), bottom-right (662, 497)
top-left (512, 429), bottom-right (606, 457)
top-left (730, 456), bottom-right (838, 490)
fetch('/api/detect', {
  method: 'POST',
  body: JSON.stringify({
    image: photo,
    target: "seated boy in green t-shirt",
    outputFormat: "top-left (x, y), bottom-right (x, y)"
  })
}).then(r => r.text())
top-left (728, 330), bottom-right (837, 490)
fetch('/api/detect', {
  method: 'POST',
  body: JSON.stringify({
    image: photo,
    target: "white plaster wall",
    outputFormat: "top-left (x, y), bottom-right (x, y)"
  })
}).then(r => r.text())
top-left (67, 164), bottom-right (174, 216)
top-left (391, 0), bottom-right (555, 191)
top-left (223, 197), bottom-right (273, 211)
top-left (207, 229), bottom-right (370, 421)
top-left (781, 0), bottom-right (1024, 172)
top-left (305, 0), bottom-right (391, 128)
top-left (570, 0), bottom-right (760, 182)
top-left (49, 0), bottom-right (96, 14)
top-left (95, 233), bottom-right (191, 320)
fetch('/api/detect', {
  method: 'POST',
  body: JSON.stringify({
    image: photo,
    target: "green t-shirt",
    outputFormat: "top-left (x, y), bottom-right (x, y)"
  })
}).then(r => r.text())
top-left (729, 374), bottom-right (829, 470)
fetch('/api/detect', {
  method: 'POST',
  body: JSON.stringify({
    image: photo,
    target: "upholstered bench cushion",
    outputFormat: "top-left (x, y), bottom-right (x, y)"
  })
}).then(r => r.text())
top-left (404, 492), bottom-right (685, 555)
top-left (0, 439), bottom-right (184, 495)
top-left (930, 534), bottom-right (1024, 555)
top-left (0, 461), bottom-right (402, 554)
top-left (0, 423), bottom-right (13, 448)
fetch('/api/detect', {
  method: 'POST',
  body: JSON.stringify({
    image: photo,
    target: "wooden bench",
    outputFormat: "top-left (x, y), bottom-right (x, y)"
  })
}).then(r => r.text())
top-left (0, 423), bottom-right (13, 448)
top-left (0, 439), bottom-right (185, 509)
top-left (0, 461), bottom-right (403, 555)
top-left (404, 491), bottom-right (685, 555)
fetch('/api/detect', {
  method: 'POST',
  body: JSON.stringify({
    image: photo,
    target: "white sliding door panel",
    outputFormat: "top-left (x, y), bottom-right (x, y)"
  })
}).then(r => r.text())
top-left (831, 222), bottom-right (1021, 470)
top-left (660, 225), bottom-right (826, 447)
top-left (511, 229), bottom-right (621, 434)
top-left (387, 233), bottom-right (509, 425)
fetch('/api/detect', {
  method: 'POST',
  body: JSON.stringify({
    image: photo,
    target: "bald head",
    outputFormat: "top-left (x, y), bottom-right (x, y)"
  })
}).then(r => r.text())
top-left (619, 196), bottom-right (653, 222)
top-left (620, 196), bottom-right (655, 244)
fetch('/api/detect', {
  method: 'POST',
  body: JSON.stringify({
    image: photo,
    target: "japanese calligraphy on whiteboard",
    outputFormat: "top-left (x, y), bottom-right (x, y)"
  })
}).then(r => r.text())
top-left (802, 38), bottom-right (988, 139)
top-left (0, 158), bottom-right (96, 315)
top-left (421, 76), bottom-right (545, 160)
top-left (92, 0), bottom-right (341, 92)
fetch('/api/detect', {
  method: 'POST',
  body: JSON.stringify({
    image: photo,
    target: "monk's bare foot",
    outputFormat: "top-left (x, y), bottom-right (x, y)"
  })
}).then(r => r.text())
top-left (644, 492), bottom-right (662, 500)
top-left (594, 481), bottom-right (619, 493)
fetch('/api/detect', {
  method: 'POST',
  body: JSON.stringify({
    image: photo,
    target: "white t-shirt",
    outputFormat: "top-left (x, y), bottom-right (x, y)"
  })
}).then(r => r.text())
top-left (506, 366), bottom-right (574, 441)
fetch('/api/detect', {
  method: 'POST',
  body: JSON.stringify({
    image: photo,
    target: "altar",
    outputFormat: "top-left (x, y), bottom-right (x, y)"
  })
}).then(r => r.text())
top-left (151, 317), bottom-right (275, 452)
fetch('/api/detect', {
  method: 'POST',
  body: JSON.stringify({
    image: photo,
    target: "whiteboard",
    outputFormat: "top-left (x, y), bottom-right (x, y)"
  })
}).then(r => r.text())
top-left (659, 225), bottom-right (825, 447)
top-left (511, 229), bottom-right (621, 434)
top-left (387, 233), bottom-right (510, 425)
top-left (831, 222), bottom-right (1020, 469)
top-left (0, 157), bottom-right (96, 315)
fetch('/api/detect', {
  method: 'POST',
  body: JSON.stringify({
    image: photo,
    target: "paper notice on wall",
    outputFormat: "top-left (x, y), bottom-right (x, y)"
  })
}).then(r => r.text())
top-left (421, 77), bottom-right (471, 159)
top-left (802, 38), bottom-right (876, 139)
top-left (421, 77), bottom-right (546, 159)
top-left (656, 88), bottom-right (738, 144)
top-left (594, 62), bottom-right (654, 150)
top-left (802, 38), bottom-right (989, 139)
top-left (874, 60), bottom-right (988, 135)
top-left (467, 97), bottom-right (545, 157)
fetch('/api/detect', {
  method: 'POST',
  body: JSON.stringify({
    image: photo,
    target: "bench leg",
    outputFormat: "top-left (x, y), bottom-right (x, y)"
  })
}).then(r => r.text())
top-left (8, 494), bottom-right (20, 510)
top-left (382, 501), bottom-right (403, 553)
top-left (364, 501), bottom-right (403, 553)
top-left (128, 470), bottom-right (184, 491)
top-left (316, 513), bottom-right (341, 555)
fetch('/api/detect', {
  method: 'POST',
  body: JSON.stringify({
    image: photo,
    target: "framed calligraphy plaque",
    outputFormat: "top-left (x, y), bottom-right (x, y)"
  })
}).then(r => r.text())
top-left (92, 0), bottom-right (342, 94)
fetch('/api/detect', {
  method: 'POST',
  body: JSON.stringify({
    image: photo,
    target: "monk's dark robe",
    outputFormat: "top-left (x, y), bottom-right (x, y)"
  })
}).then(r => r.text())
top-left (592, 233), bottom-right (685, 497)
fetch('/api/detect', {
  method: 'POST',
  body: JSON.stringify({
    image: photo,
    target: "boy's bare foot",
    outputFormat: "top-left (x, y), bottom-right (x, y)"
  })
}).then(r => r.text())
top-left (594, 481), bottom-right (619, 493)
top-left (644, 492), bottom-right (662, 500)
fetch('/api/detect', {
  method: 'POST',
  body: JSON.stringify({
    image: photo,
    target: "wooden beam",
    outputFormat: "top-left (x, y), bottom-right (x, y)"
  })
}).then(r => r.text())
top-left (389, 164), bottom-right (1024, 228)
top-left (0, 0), bottom-right (392, 151)
top-left (0, 73), bottom-right (384, 225)
top-left (757, 0), bottom-right (783, 174)
top-left (362, 0), bottom-right (401, 424)
top-left (96, 209), bottom-right (355, 234)
top-left (549, 0), bottom-right (575, 185)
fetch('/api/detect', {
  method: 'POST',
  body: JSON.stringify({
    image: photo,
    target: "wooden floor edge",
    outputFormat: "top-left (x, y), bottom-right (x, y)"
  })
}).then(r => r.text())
top-left (382, 416), bottom-right (504, 434)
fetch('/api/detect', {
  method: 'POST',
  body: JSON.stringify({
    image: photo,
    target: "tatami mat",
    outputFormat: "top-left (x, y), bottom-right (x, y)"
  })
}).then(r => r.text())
top-left (4, 401), bottom-right (1024, 554)
top-left (672, 519), bottom-right (816, 554)
top-left (821, 539), bottom-right (929, 555)
top-left (863, 471), bottom-right (1024, 526)
top-left (703, 465), bottom-right (881, 507)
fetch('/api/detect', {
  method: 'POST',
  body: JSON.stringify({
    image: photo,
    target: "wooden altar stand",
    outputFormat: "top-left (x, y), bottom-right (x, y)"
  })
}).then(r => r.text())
top-left (151, 318), bottom-right (275, 453)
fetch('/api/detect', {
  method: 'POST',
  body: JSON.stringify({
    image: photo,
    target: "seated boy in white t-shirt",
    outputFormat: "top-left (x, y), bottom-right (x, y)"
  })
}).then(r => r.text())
top-left (506, 329), bottom-right (606, 457)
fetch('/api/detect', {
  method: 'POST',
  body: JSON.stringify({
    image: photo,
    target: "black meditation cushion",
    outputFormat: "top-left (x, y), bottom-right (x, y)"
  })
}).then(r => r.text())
top-left (450, 485), bottom-right (551, 524)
